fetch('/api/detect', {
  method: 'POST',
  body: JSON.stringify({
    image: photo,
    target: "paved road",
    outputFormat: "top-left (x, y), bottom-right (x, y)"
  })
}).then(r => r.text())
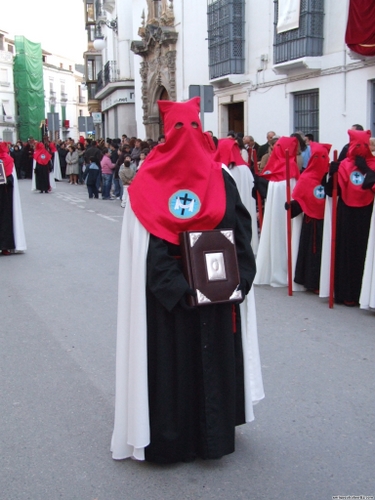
top-left (1, 180), bottom-right (374, 500)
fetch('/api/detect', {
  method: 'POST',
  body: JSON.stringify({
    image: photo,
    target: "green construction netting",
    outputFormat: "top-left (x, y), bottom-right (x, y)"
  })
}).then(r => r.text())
top-left (14, 36), bottom-right (45, 142)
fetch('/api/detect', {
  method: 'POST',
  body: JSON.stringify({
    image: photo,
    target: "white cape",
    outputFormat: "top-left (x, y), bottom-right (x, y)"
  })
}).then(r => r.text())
top-left (31, 159), bottom-right (56, 192)
top-left (254, 179), bottom-right (304, 290)
top-left (359, 205), bottom-right (375, 310)
top-left (53, 151), bottom-right (62, 181)
top-left (230, 165), bottom-right (259, 256)
top-left (319, 197), bottom-right (333, 298)
top-left (11, 166), bottom-right (27, 252)
top-left (111, 201), bottom-right (264, 461)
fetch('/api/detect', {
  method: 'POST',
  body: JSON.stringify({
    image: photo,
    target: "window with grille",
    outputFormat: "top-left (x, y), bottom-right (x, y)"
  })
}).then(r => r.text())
top-left (274, 0), bottom-right (324, 64)
top-left (3, 130), bottom-right (13, 143)
top-left (207, 0), bottom-right (245, 79)
top-left (294, 89), bottom-right (319, 140)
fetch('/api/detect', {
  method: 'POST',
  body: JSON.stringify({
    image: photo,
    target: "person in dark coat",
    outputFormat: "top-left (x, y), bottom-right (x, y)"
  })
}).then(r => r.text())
top-left (21, 138), bottom-right (35, 179)
top-left (58, 142), bottom-right (68, 179)
top-left (324, 129), bottom-right (375, 306)
top-left (10, 145), bottom-right (23, 179)
top-left (83, 157), bottom-right (100, 198)
top-left (111, 97), bottom-right (263, 464)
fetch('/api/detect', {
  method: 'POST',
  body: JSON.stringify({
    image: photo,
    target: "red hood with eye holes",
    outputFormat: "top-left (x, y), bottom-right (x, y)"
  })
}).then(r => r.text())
top-left (128, 97), bottom-right (226, 245)
top-left (292, 142), bottom-right (330, 219)
top-left (338, 129), bottom-right (375, 207)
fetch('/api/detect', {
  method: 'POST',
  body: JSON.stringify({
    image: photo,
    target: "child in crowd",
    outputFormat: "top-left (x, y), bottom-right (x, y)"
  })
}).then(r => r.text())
top-left (83, 156), bottom-right (100, 199)
top-left (119, 155), bottom-right (135, 208)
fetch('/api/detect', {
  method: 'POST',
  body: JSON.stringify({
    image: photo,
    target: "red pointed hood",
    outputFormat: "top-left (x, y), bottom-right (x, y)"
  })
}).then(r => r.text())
top-left (347, 129), bottom-right (372, 159)
top-left (292, 142), bottom-right (331, 219)
top-left (0, 142), bottom-right (14, 176)
top-left (260, 136), bottom-right (300, 181)
top-left (129, 97), bottom-right (226, 245)
top-left (338, 129), bottom-right (375, 207)
top-left (33, 142), bottom-right (52, 165)
top-left (214, 138), bottom-right (246, 167)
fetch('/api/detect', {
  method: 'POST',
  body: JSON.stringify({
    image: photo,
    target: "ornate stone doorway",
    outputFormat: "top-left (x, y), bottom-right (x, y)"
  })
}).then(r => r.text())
top-left (131, 2), bottom-right (178, 140)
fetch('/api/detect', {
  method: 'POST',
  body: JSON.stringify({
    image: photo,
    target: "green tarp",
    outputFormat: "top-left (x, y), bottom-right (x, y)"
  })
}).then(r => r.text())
top-left (14, 36), bottom-right (45, 142)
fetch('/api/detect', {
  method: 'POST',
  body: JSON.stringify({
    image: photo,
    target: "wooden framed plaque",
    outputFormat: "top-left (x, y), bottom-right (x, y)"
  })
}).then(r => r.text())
top-left (180, 228), bottom-right (242, 306)
top-left (0, 160), bottom-right (6, 185)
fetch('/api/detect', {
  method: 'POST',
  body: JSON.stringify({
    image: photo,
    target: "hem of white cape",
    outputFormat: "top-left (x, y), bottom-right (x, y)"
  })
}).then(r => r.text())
top-left (112, 454), bottom-right (145, 461)
top-left (10, 249), bottom-right (26, 254)
top-left (360, 304), bottom-right (375, 310)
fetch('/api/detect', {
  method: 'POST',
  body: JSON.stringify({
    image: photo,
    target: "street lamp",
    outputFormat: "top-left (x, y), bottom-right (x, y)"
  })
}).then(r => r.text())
top-left (92, 17), bottom-right (118, 51)
top-left (93, 38), bottom-right (106, 51)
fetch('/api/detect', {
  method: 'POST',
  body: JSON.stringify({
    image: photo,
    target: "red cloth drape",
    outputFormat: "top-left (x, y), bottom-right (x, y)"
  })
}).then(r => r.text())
top-left (345, 0), bottom-right (375, 56)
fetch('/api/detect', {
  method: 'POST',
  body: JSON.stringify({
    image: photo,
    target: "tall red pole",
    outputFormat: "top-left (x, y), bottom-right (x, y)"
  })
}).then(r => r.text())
top-left (253, 149), bottom-right (263, 231)
top-left (285, 149), bottom-right (293, 296)
top-left (329, 150), bottom-right (338, 308)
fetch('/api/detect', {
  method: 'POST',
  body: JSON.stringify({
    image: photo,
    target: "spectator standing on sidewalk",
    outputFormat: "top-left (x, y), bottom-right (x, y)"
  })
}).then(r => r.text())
top-left (100, 147), bottom-right (115, 200)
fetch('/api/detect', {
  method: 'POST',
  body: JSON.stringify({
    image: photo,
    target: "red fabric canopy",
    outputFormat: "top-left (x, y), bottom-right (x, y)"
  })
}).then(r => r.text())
top-left (345, 0), bottom-right (375, 56)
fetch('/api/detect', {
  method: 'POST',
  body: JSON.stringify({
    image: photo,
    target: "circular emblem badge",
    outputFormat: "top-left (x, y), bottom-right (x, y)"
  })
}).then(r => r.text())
top-left (169, 190), bottom-right (201, 219)
top-left (263, 170), bottom-right (271, 175)
top-left (350, 171), bottom-right (364, 186)
top-left (313, 185), bottom-right (325, 199)
top-left (41, 154), bottom-right (46, 159)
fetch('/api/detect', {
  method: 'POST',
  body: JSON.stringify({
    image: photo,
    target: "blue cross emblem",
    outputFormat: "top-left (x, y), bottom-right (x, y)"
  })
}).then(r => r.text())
top-left (169, 190), bottom-right (201, 219)
top-left (41, 154), bottom-right (46, 159)
top-left (313, 185), bottom-right (325, 199)
top-left (350, 171), bottom-right (364, 186)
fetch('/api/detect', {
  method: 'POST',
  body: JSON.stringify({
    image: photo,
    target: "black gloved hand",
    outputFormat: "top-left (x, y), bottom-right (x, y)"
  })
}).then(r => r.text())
top-left (6, 175), bottom-right (14, 187)
top-left (355, 156), bottom-right (371, 175)
top-left (362, 170), bottom-right (375, 190)
top-left (179, 287), bottom-right (197, 310)
top-left (284, 199), bottom-right (303, 218)
top-left (329, 161), bottom-right (339, 175)
top-left (236, 278), bottom-right (250, 303)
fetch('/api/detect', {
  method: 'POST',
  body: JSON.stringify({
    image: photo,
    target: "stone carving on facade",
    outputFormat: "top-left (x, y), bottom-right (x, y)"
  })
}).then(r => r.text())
top-left (131, 0), bottom-right (178, 139)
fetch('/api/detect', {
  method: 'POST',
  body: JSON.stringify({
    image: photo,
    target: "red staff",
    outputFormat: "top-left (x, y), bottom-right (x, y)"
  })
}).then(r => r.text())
top-left (251, 149), bottom-right (263, 231)
top-left (285, 149), bottom-right (293, 296)
top-left (329, 150), bottom-right (338, 308)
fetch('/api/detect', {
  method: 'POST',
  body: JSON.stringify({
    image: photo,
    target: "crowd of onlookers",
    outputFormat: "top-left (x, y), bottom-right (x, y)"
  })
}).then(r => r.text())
top-left (6, 133), bottom-right (167, 207)
top-left (6, 127), bottom-right (375, 204)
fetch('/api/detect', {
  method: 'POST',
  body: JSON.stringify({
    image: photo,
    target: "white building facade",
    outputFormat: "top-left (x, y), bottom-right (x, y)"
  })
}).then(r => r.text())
top-left (90, 0), bottom-right (375, 151)
top-left (85, 0), bottom-right (137, 139)
top-left (42, 53), bottom-right (88, 142)
top-left (0, 31), bottom-right (16, 143)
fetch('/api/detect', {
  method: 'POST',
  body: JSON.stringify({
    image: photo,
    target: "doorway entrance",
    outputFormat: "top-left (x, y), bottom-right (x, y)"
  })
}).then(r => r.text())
top-left (227, 102), bottom-right (244, 135)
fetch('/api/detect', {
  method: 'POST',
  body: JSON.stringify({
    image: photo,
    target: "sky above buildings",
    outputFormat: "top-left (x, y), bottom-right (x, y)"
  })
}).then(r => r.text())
top-left (4, 0), bottom-right (87, 62)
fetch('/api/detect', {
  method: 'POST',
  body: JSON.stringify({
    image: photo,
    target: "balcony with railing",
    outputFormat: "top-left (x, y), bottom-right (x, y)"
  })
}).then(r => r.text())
top-left (95, 60), bottom-right (118, 94)
top-left (49, 91), bottom-right (57, 105)
top-left (61, 92), bottom-right (68, 102)
top-left (273, 0), bottom-right (324, 72)
top-left (207, 0), bottom-right (245, 81)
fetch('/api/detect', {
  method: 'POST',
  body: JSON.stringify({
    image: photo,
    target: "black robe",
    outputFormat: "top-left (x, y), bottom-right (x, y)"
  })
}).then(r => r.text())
top-left (35, 162), bottom-right (51, 192)
top-left (324, 176), bottom-right (373, 304)
top-left (334, 198), bottom-right (373, 304)
top-left (0, 175), bottom-right (15, 251)
top-left (290, 200), bottom-right (324, 291)
top-left (144, 172), bottom-right (256, 463)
